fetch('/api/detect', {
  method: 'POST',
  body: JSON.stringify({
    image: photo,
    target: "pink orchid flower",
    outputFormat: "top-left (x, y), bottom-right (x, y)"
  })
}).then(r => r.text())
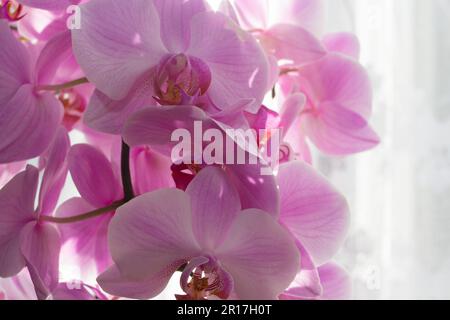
top-left (0, 128), bottom-right (69, 299)
top-left (97, 166), bottom-right (300, 300)
top-left (280, 53), bottom-right (380, 156)
top-left (222, 0), bottom-right (327, 67)
top-left (71, 0), bottom-right (269, 134)
top-left (0, 23), bottom-right (76, 163)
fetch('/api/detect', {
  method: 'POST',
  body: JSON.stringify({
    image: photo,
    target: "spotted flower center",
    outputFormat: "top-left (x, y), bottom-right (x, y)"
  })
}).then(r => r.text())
top-left (154, 54), bottom-right (211, 105)
top-left (0, 1), bottom-right (25, 22)
top-left (58, 89), bottom-right (86, 131)
top-left (184, 267), bottom-right (227, 300)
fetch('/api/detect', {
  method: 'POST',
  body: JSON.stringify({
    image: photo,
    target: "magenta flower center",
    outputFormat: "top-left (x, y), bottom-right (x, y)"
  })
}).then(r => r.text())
top-left (58, 89), bottom-right (86, 131)
top-left (154, 54), bottom-right (211, 105)
top-left (184, 266), bottom-right (227, 300)
top-left (0, 0), bottom-right (25, 22)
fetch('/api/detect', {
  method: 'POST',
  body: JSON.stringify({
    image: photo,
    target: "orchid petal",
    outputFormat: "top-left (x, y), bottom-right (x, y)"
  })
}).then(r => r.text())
top-left (0, 85), bottom-right (63, 163)
top-left (84, 75), bottom-right (156, 135)
top-left (278, 161), bottom-right (349, 265)
top-left (20, 222), bottom-right (61, 300)
top-left (186, 166), bottom-right (241, 250)
top-left (56, 197), bottom-right (113, 273)
top-left (323, 32), bottom-right (360, 60)
top-left (71, 0), bottom-right (167, 100)
top-left (38, 127), bottom-right (70, 216)
top-left (107, 190), bottom-right (200, 282)
top-left (98, 264), bottom-right (180, 300)
top-left (17, 0), bottom-right (81, 11)
top-left (153, 0), bottom-right (208, 52)
top-left (130, 146), bottom-right (175, 195)
top-left (261, 24), bottom-right (326, 66)
top-left (0, 21), bottom-right (31, 105)
top-left (187, 11), bottom-right (269, 113)
top-left (318, 263), bottom-right (352, 300)
top-left (216, 209), bottom-right (300, 300)
top-left (302, 102), bottom-right (380, 155)
top-left (68, 144), bottom-right (122, 207)
top-left (0, 166), bottom-right (38, 277)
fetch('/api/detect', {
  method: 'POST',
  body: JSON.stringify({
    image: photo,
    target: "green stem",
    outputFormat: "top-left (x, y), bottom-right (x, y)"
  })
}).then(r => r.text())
top-left (121, 140), bottom-right (135, 202)
top-left (36, 77), bottom-right (89, 92)
top-left (41, 201), bottom-right (124, 224)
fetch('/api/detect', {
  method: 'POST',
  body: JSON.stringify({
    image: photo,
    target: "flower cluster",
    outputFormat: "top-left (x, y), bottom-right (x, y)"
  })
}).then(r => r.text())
top-left (0, 0), bottom-right (378, 300)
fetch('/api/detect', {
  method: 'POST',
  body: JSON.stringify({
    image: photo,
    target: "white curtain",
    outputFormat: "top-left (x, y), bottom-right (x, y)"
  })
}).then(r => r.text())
top-left (321, 0), bottom-right (450, 299)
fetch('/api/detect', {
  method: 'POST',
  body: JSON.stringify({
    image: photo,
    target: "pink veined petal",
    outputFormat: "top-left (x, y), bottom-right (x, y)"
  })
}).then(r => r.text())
top-left (227, 0), bottom-right (269, 30)
top-left (37, 127), bottom-right (70, 216)
top-left (226, 162), bottom-right (280, 218)
top-left (216, 209), bottom-right (300, 300)
top-left (123, 105), bottom-right (213, 155)
top-left (279, 93), bottom-right (306, 138)
top-left (261, 24), bottom-right (326, 67)
top-left (0, 161), bottom-right (27, 189)
top-left (17, 0), bottom-right (81, 11)
top-left (98, 263), bottom-right (181, 300)
top-left (56, 197), bottom-right (113, 273)
top-left (186, 166), bottom-right (241, 250)
top-left (20, 221), bottom-right (61, 300)
top-left (278, 161), bottom-right (350, 265)
top-left (187, 11), bottom-right (269, 113)
top-left (323, 32), bottom-right (361, 60)
top-left (228, 0), bottom-right (325, 34)
top-left (0, 84), bottom-right (63, 163)
top-left (245, 105), bottom-right (279, 132)
top-left (130, 146), bottom-right (175, 195)
top-left (34, 30), bottom-right (75, 85)
top-left (0, 166), bottom-right (38, 277)
top-left (0, 269), bottom-right (37, 300)
top-left (107, 189), bottom-right (200, 283)
top-left (268, 0), bottom-right (325, 35)
top-left (71, 0), bottom-right (167, 100)
top-left (153, 0), bottom-right (208, 53)
top-left (303, 102), bottom-right (380, 155)
top-left (68, 144), bottom-right (122, 207)
top-left (282, 242), bottom-right (322, 299)
top-left (318, 263), bottom-right (352, 300)
top-left (298, 53), bottom-right (373, 120)
top-left (218, 0), bottom-right (240, 26)
top-left (83, 74), bottom-right (156, 135)
top-left (0, 21), bottom-right (32, 106)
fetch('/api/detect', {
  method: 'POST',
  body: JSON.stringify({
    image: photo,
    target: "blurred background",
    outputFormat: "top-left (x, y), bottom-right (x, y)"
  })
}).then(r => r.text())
top-left (317, 0), bottom-right (450, 299)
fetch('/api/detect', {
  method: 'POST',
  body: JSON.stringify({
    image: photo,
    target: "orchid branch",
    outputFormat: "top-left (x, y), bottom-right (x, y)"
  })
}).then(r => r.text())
top-left (36, 77), bottom-right (89, 92)
top-left (121, 140), bottom-right (135, 202)
top-left (40, 200), bottom-right (125, 224)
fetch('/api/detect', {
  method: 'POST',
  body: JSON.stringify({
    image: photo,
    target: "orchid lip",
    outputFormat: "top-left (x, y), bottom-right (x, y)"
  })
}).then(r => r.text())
top-left (154, 54), bottom-right (212, 106)
top-left (0, 0), bottom-right (26, 22)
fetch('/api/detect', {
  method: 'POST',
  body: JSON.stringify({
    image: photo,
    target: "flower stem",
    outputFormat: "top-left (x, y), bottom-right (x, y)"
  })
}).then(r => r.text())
top-left (36, 77), bottom-right (89, 92)
top-left (121, 140), bottom-right (135, 202)
top-left (41, 201), bottom-right (125, 224)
